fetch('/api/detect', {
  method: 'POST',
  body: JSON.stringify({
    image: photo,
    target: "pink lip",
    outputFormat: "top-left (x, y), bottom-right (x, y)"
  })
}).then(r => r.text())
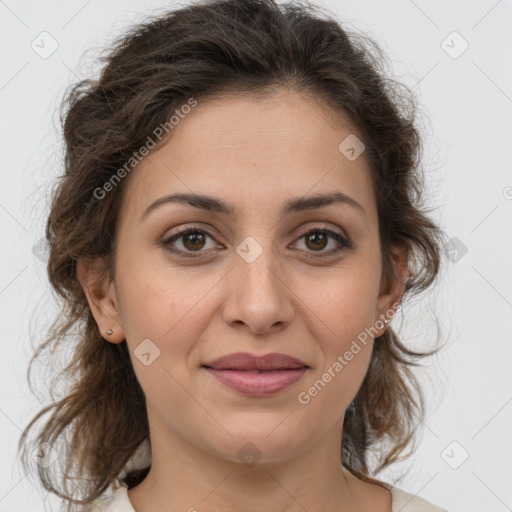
top-left (204, 367), bottom-right (308, 396)
top-left (202, 352), bottom-right (310, 396)
top-left (203, 352), bottom-right (309, 370)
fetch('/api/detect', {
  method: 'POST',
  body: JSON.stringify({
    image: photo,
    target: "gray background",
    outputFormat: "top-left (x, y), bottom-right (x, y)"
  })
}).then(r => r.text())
top-left (1, 0), bottom-right (511, 511)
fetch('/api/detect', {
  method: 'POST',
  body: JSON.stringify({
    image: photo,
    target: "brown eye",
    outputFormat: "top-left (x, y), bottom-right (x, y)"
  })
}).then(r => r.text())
top-left (304, 231), bottom-right (329, 251)
top-left (293, 228), bottom-right (352, 257)
top-left (162, 227), bottom-right (218, 257)
top-left (161, 225), bottom-right (352, 259)
top-left (181, 231), bottom-right (206, 251)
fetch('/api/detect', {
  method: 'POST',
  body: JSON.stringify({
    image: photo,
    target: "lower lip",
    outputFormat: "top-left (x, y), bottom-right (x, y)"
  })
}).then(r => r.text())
top-left (204, 367), bottom-right (308, 396)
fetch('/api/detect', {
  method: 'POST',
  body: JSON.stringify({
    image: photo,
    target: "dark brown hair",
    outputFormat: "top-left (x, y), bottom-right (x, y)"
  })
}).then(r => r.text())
top-left (18, 0), bottom-right (446, 509)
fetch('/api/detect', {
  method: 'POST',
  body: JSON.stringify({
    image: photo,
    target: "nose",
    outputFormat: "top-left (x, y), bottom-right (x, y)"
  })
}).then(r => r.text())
top-left (220, 239), bottom-right (294, 335)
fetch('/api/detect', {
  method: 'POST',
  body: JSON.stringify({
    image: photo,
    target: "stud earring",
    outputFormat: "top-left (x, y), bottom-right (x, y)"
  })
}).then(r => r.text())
top-left (106, 329), bottom-right (113, 335)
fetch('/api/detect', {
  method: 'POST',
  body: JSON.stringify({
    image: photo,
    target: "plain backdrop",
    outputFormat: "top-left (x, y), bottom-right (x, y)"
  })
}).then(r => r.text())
top-left (1, 1), bottom-right (511, 511)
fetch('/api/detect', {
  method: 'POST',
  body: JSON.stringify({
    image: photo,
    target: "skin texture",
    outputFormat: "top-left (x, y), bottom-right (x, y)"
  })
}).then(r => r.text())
top-left (78, 87), bottom-right (407, 511)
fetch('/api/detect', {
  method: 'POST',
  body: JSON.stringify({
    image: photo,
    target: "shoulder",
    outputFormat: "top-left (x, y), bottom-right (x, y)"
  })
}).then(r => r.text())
top-left (82, 484), bottom-right (135, 512)
top-left (388, 484), bottom-right (450, 512)
top-left (83, 481), bottom-right (451, 512)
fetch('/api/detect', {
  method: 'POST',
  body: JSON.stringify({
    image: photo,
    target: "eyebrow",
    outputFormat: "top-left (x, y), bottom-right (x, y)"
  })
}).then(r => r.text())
top-left (141, 191), bottom-right (366, 221)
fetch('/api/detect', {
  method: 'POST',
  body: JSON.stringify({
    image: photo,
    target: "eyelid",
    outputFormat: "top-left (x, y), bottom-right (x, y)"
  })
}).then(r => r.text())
top-left (295, 222), bottom-right (348, 240)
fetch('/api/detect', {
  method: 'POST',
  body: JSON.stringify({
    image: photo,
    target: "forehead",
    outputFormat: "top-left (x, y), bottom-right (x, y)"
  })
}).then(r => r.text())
top-left (119, 88), bottom-right (377, 224)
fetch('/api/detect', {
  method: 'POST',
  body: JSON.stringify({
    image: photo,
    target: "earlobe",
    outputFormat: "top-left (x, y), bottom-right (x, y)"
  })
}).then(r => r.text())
top-left (76, 258), bottom-right (125, 344)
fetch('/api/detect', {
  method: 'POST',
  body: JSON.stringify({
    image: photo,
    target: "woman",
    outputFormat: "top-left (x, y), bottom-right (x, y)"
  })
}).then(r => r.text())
top-left (18, 0), bottom-right (450, 510)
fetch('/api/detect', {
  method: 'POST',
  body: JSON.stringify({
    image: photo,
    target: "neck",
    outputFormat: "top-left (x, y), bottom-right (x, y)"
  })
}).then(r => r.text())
top-left (127, 416), bottom-right (363, 512)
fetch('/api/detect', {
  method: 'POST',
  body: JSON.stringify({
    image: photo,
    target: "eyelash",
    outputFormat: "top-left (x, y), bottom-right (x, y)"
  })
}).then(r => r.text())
top-left (161, 225), bottom-right (353, 259)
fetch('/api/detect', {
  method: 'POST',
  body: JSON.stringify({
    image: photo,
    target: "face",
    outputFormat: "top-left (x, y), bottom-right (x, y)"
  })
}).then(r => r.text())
top-left (79, 87), bottom-right (404, 466)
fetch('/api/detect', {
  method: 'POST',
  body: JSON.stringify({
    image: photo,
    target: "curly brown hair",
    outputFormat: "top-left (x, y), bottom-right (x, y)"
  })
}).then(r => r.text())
top-left (18, 0), bottom-right (446, 509)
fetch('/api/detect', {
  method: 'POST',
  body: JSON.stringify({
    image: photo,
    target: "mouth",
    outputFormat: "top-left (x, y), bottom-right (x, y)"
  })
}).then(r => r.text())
top-left (202, 352), bottom-right (310, 396)
top-left (202, 352), bottom-right (310, 371)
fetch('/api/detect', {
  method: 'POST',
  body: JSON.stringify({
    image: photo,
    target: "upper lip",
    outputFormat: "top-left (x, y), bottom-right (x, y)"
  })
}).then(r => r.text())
top-left (202, 352), bottom-right (310, 371)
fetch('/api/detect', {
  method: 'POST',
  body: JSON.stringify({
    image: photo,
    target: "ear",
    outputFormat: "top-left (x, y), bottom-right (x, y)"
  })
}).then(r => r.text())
top-left (376, 245), bottom-right (408, 334)
top-left (76, 257), bottom-right (125, 344)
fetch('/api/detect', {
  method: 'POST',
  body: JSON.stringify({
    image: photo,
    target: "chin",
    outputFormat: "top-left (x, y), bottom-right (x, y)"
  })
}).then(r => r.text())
top-left (201, 425), bottom-right (313, 466)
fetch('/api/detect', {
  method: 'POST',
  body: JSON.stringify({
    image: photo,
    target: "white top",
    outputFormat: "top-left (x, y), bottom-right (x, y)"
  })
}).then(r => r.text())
top-left (85, 482), bottom-right (450, 511)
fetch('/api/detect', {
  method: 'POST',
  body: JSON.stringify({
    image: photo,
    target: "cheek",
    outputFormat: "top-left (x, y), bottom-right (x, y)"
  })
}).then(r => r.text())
top-left (296, 283), bottom-right (376, 424)
top-left (293, 263), bottom-right (380, 399)
top-left (115, 253), bottom-right (224, 400)
top-left (116, 247), bottom-right (214, 338)
top-left (298, 264), bottom-right (381, 346)
top-left (115, 262), bottom-right (207, 421)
